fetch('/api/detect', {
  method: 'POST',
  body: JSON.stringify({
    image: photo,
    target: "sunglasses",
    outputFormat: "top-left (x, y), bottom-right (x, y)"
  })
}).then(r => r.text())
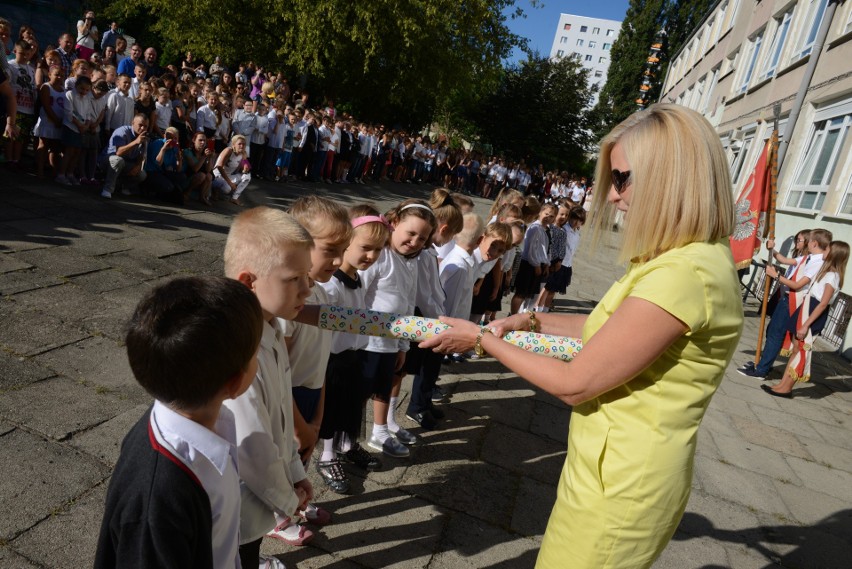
top-left (611, 169), bottom-right (631, 194)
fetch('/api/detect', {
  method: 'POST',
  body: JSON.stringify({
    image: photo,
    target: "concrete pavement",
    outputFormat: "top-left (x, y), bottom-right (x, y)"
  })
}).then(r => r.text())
top-left (0, 173), bottom-right (850, 568)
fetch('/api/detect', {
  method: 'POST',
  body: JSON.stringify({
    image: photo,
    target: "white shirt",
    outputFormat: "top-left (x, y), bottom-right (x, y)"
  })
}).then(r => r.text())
top-left (564, 225), bottom-right (581, 268)
top-left (435, 240), bottom-right (455, 261)
top-left (501, 247), bottom-right (518, 273)
top-left (230, 109), bottom-right (257, 138)
top-left (440, 244), bottom-right (477, 320)
top-left (320, 270), bottom-right (370, 353)
top-left (318, 124), bottom-right (332, 152)
top-left (521, 220), bottom-right (550, 266)
top-left (196, 104), bottom-right (218, 131)
top-left (155, 101), bottom-right (171, 132)
top-left (809, 271), bottom-right (840, 304)
top-left (106, 90), bottom-right (135, 130)
top-left (570, 184), bottom-right (586, 203)
top-left (415, 247), bottom-right (445, 319)
top-left (361, 247), bottom-right (419, 353)
top-left (150, 401), bottom-right (241, 569)
top-left (281, 285), bottom-right (331, 389)
top-left (222, 319), bottom-right (305, 543)
top-left (251, 113), bottom-right (268, 145)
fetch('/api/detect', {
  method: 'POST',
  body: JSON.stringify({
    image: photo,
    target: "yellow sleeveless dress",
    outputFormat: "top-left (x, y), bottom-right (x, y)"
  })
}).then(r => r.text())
top-left (536, 240), bottom-right (743, 569)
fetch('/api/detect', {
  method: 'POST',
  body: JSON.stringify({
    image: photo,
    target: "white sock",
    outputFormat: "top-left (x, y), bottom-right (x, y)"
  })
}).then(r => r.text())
top-left (339, 432), bottom-right (353, 452)
top-left (372, 423), bottom-right (389, 442)
top-left (387, 397), bottom-right (400, 433)
top-left (320, 438), bottom-right (335, 462)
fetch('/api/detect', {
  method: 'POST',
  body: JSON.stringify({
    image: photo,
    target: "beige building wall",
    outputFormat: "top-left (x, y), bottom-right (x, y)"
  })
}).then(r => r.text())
top-left (661, 0), bottom-right (852, 355)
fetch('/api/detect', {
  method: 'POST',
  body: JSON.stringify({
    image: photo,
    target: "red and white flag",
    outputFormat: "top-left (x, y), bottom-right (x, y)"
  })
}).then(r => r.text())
top-left (730, 139), bottom-right (772, 269)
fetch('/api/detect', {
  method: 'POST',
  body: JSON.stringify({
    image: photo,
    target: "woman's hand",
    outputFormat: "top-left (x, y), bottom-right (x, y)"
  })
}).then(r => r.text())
top-left (766, 239), bottom-right (776, 251)
top-left (420, 316), bottom-right (482, 354)
top-left (765, 265), bottom-right (778, 279)
top-left (489, 313), bottom-right (529, 338)
top-left (796, 325), bottom-right (809, 341)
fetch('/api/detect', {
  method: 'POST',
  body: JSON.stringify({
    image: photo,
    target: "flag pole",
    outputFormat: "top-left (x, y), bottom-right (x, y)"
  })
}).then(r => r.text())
top-left (754, 104), bottom-right (781, 364)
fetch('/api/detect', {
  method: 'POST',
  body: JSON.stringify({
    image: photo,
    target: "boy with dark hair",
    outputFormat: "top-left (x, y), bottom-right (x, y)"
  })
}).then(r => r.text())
top-left (95, 276), bottom-right (264, 569)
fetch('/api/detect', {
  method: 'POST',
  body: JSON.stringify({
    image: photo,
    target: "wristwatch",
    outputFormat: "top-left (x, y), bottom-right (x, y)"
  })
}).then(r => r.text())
top-left (474, 327), bottom-right (494, 357)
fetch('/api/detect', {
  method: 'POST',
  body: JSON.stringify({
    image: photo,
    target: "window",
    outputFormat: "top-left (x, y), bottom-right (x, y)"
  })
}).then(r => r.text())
top-left (793, 0), bottom-right (829, 61)
top-left (839, 175), bottom-right (852, 215)
top-left (580, 25), bottom-right (588, 32)
top-left (606, 29), bottom-right (614, 36)
top-left (699, 66), bottom-right (720, 114)
top-left (729, 133), bottom-right (755, 185)
top-left (577, 39), bottom-right (584, 46)
top-left (599, 56), bottom-right (606, 63)
top-left (603, 43), bottom-right (612, 50)
top-left (758, 10), bottom-right (792, 81)
top-left (589, 41), bottom-right (597, 48)
top-left (735, 30), bottom-right (764, 94)
top-left (593, 27), bottom-right (600, 34)
top-left (594, 70), bottom-right (603, 77)
top-left (846, 4), bottom-right (852, 34)
top-left (557, 50), bottom-right (565, 57)
top-left (585, 54), bottom-right (593, 61)
top-left (722, 48), bottom-right (739, 76)
top-left (572, 52), bottom-right (581, 59)
top-left (564, 23), bottom-right (571, 31)
top-left (560, 36), bottom-right (568, 44)
top-left (787, 111), bottom-right (852, 210)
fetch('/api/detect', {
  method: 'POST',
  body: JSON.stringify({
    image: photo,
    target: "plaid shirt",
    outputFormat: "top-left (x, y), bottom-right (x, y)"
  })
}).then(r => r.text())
top-left (57, 47), bottom-right (75, 78)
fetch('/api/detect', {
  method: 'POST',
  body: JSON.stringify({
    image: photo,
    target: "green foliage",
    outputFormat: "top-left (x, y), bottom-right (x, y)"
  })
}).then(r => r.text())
top-left (592, 0), bottom-right (714, 140)
top-left (104, 0), bottom-right (526, 127)
top-left (468, 54), bottom-right (596, 171)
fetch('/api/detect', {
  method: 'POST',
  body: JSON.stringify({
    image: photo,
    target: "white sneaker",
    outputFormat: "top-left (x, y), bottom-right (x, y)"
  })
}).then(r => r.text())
top-left (367, 434), bottom-right (410, 457)
top-left (100, 189), bottom-right (112, 199)
top-left (259, 554), bottom-right (287, 569)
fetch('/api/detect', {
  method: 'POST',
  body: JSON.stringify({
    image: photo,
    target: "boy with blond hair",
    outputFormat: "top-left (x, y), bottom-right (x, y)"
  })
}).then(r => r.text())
top-left (223, 206), bottom-right (315, 569)
top-left (279, 196), bottom-right (352, 528)
top-left (440, 213), bottom-right (485, 321)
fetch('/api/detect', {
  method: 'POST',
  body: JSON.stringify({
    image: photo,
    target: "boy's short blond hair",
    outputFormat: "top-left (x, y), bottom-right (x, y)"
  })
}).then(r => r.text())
top-left (484, 221), bottom-right (513, 248)
top-left (288, 196), bottom-right (353, 243)
top-left (456, 213), bottom-right (485, 248)
top-left (224, 207), bottom-right (313, 277)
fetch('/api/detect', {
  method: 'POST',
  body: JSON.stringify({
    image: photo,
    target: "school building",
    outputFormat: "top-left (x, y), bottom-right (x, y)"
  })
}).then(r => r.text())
top-left (660, 0), bottom-right (852, 357)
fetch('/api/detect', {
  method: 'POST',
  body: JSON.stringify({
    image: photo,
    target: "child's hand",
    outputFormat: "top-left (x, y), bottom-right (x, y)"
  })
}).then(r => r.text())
top-left (294, 479), bottom-right (313, 510)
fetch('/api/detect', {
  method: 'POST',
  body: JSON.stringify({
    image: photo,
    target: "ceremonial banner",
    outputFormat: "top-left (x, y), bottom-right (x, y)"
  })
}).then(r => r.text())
top-left (731, 140), bottom-right (773, 269)
top-left (318, 305), bottom-right (582, 362)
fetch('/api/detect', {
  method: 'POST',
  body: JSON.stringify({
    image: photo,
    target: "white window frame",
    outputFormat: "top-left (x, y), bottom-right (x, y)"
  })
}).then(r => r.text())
top-left (577, 39), bottom-right (584, 47)
top-left (838, 174), bottom-right (852, 216)
top-left (593, 27), bottom-right (600, 34)
top-left (606, 29), bottom-right (614, 36)
top-left (599, 56), bottom-right (606, 63)
top-left (758, 9), bottom-right (793, 82)
top-left (792, 0), bottom-right (829, 62)
top-left (585, 54), bottom-right (593, 61)
top-left (730, 131), bottom-right (756, 186)
top-left (786, 101), bottom-right (852, 211)
top-left (557, 49), bottom-right (565, 57)
top-left (699, 66), bottom-right (720, 115)
top-left (589, 41), bottom-right (597, 49)
top-left (560, 36), bottom-right (568, 44)
top-left (735, 29), bottom-right (764, 95)
top-left (603, 42), bottom-right (612, 50)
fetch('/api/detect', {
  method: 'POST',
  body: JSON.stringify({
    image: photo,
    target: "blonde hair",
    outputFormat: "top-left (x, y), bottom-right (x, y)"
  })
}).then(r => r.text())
top-left (490, 188), bottom-right (523, 216)
top-left (484, 221), bottom-right (513, 248)
top-left (428, 188), bottom-right (463, 236)
top-left (589, 104), bottom-right (734, 263)
top-left (288, 196), bottom-right (353, 243)
top-left (224, 207), bottom-right (313, 277)
top-left (451, 193), bottom-right (474, 213)
top-left (456, 213), bottom-right (485, 247)
top-left (349, 203), bottom-right (390, 245)
top-left (815, 240), bottom-right (849, 289)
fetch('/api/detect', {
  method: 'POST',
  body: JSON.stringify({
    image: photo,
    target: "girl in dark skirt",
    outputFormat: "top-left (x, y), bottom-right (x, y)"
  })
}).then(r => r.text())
top-left (537, 204), bottom-right (586, 312)
top-left (511, 203), bottom-right (557, 314)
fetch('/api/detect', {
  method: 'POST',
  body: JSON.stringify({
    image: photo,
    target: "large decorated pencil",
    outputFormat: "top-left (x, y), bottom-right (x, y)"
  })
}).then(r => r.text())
top-left (317, 305), bottom-right (582, 362)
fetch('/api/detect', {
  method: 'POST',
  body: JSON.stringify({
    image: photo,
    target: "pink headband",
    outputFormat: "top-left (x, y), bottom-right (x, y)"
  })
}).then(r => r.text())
top-left (352, 215), bottom-right (391, 229)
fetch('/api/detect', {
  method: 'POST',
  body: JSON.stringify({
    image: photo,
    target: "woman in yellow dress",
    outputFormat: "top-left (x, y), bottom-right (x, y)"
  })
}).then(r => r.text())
top-left (421, 104), bottom-right (744, 568)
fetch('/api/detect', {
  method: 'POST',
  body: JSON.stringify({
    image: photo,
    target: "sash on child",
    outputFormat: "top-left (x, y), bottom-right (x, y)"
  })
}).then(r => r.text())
top-left (317, 305), bottom-right (582, 362)
top-left (780, 257), bottom-right (809, 357)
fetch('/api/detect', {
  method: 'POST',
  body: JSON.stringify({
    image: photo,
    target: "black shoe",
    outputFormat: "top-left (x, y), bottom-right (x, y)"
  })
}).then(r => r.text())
top-left (736, 366), bottom-right (766, 379)
top-left (431, 386), bottom-right (446, 402)
top-left (339, 443), bottom-right (382, 471)
top-left (316, 458), bottom-right (350, 493)
top-left (428, 405), bottom-right (445, 420)
top-left (406, 410), bottom-right (438, 430)
top-left (761, 384), bottom-right (793, 399)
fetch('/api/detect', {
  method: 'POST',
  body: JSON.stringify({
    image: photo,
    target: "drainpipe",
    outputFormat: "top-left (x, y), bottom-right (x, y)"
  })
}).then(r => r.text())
top-left (778, 0), bottom-right (841, 169)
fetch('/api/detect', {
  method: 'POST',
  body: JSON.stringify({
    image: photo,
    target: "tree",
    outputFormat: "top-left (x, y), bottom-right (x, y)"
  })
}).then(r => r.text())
top-left (592, 0), bottom-right (667, 140)
top-left (592, 0), bottom-right (717, 139)
top-left (469, 54), bottom-right (596, 172)
top-left (103, 0), bottom-right (527, 127)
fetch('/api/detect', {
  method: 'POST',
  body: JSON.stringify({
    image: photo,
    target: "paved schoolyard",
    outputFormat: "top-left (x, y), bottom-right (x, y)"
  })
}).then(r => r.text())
top-left (0, 173), bottom-right (850, 568)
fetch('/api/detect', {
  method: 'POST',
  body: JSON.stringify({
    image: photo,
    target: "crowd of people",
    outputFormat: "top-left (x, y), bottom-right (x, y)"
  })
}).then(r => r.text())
top-left (0, 13), bottom-right (593, 208)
